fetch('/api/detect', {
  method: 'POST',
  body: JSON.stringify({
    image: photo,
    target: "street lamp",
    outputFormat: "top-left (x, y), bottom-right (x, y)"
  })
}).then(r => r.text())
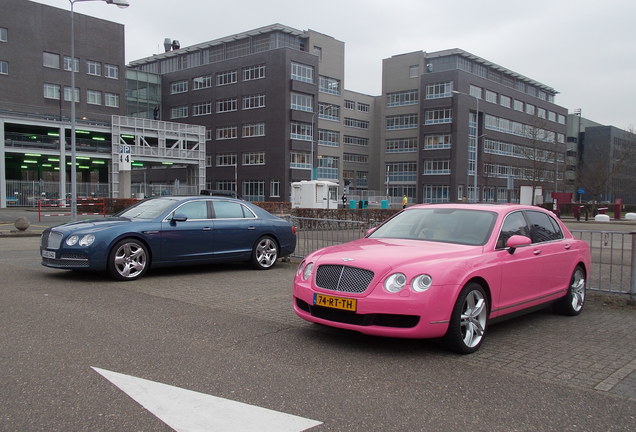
top-left (453, 90), bottom-right (480, 202)
top-left (68, 0), bottom-right (129, 220)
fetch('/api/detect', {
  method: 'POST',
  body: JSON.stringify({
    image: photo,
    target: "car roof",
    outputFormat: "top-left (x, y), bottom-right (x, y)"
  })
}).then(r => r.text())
top-left (407, 203), bottom-right (552, 215)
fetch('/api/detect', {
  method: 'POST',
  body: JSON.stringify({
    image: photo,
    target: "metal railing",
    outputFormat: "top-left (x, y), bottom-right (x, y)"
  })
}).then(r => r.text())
top-left (288, 216), bottom-right (636, 298)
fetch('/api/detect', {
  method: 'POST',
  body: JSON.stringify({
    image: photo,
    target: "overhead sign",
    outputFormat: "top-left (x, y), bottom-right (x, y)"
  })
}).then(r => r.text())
top-left (119, 144), bottom-right (131, 171)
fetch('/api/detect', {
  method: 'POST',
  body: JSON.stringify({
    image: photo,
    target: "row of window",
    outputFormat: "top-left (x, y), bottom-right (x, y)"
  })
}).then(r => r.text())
top-left (170, 65), bottom-right (266, 94)
top-left (170, 94), bottom-right (266, 119)
top-left (209, 152), bottom-right (266, 167)
top-left (43, 52), bottom-right (119, 79)
top-left (206, 180), bottom-right (280, 201)
top-left (43, 83), bottom-right (119, 107)
top-left (206, 123), bottom-right (266, 141)
top-left (344, 99), bottom-right (370, 112)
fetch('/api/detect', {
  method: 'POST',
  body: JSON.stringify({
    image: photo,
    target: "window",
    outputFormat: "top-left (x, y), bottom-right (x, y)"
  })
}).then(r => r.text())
top-left (319, 103), bottom-right (339, 121)
top-left (193, 75), bottom-right (212, 90)
top-left (558, 114), bottom-right (566, 124)
top-left (63, 56), bottom-right (79, 72)
top-left (387, 90), bottom-right (418, 107)
top-left (213, 201), bottom-right (249, 219)
top-left (548, 111), bottom-right (557, 122)
top-left (216, 153), bottom-right (237, 166)
top-left (87, 90), bottom-right (102, 105)
top-left (0, 60), bottom-right (7, 75)
top-left (43, 52), bottom-right (60, 69)
top-left (43, 83), bottom-right (60, 100)
top-left (537, 108), bottom-right (546, 119)
top-left (344, 118), bottom-right (369, 129)
top-left (0, 27), bottom-right (7, 42)
top-left (497, 211), bottom-right (530, 248)
top-left (86, 60), bottom-right (101, 76)
top-left (104, 64), bottom-right (119, 79)
top-left (526, 104), bottom-right (536, 115)
top-left (170, 80), bottom-right (188, 94)
top-left (216, 70), bottom-right (237, 86)
top-left (291, 93), bottom-right (313, 112)
top-left (424, 134), bottom-right (452, 150)
top-left (485, 90), bottom-right (497, 104)
top-left (513, 100), bottom-right (524, 112)
top-left (216, 97), bottom-right (237, 113)
top-left (243, 64), bottom-right (265, 81)
top-left (317, 156), bottom-right (339, 180)
top-left (176, 201), bottom-right (209, 220)
top-left (344, 135), bottom-right (369, 146)
top-left (63, 86), bottom-right (79, 102)
top-left (243, 181), bottom-right (265, 202)
top-left (343, 153), bottom-right (368, 163)
top-left (242, 152), bottom-right (265, 165)
top-left (386, 138), bottom-right (418, 153)
top-left (243, 93), bottom-right (266, 110)
top-left (216, 126), bottom-right (237, 140)
top-left (424, 109), bottom-right (452, 125)
top-left (291, 62), bottom-right (314, 83)
top-left (290, 151), bottom-right (311, 169)
top-left (242, 123), bottom-right (265, 137)
top-left (424, 186), bottom-right (450, 203)
top-left (357, 102), bottom-right (370, 112)
top-left (386, 114), bottom-right (418, 130)
top-left (270, 180), bottom-right (280, 198)
top-left (387, 162), bottom-right (417, 182)
top-left (105, 92), bottom-right (119, 108)
top-left (469, 85), bottom-right (482, 99)
top-left (290, 122), bottom-right (313, 141)
top-left (192, 102), bottom-right (212, 116)
top-left (423, 160), bottom-right (450, 175)
top-left (318, 129), bottom-right (339, 147)
top-left (319, 76), bottom-right (340, 95)
top-left (170, 105), bottom-right (188, 119)
top-left (527, 211), bottom-right (563, 242)
top-left (427, 82), bottom-right (453, 99)
top-left (499, 95), bottom-right (511, 108)
top-left (409, 65), bottom-right (419, 78)
top-left (344, 100), bottom-right (355, 110)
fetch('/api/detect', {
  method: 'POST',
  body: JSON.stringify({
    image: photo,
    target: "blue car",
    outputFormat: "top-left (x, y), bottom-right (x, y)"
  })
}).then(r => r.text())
top-left (40, 196), bottom-right (296, 281)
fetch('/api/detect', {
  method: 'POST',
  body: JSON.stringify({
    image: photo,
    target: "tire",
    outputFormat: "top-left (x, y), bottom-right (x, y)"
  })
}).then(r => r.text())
top-left (444, 282), bottom-right (489, 354)
top-left (107, 238), bottom-right (149, 281)
top-left (553, 266), bottom-right (586, 316)
top-left (251, 236), bottom-right (278, 270)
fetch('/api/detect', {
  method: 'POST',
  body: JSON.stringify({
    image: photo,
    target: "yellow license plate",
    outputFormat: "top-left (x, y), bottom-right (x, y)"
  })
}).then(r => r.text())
top-left (314, 293), bottom-right (357, 312)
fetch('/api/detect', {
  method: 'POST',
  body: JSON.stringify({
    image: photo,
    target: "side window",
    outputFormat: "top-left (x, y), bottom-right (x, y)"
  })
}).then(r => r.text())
top-left (526, 211), bottom-right (563, 243)
top-left (174, 201), bottom-right (209, 220)
top-left (212, 201), bottom-right (246, 219)
top-left (496, 211), bottom-right (530, 249)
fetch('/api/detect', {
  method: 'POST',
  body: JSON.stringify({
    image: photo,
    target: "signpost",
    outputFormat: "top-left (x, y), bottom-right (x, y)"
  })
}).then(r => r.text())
top-left (119, 144), bottom-right (131, 171)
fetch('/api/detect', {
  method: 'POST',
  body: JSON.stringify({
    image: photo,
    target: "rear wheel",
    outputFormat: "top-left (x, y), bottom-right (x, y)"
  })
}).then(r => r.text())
top-left (444, 283), bottom-right (489, 354)
top-left (107, 238), bottom-right (149, 281)
top-left (251, 236), bottom-right (278, 270)
top-left (553, 266), bottom-right (586, 316)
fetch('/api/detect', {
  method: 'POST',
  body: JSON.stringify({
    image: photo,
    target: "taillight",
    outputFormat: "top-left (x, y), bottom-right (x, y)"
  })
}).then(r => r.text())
top-left (291, 226), bottom-right (297, 235)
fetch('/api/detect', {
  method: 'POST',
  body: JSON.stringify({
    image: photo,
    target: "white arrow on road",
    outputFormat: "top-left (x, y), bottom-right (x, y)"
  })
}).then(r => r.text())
top-left (92, 367), bottom-right (322, 432)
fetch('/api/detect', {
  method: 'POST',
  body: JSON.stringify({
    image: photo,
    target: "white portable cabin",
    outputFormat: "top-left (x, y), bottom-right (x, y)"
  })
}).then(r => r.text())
top-left (291, 180), bottom-right (339, 209)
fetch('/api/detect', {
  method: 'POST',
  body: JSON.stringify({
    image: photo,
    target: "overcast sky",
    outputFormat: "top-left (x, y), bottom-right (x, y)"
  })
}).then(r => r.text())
top-left (34, 0), bottom-right (635, 130)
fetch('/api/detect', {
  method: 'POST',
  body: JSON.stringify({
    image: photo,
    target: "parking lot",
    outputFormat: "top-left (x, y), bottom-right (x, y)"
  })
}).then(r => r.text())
top-left (1, 213), bottom-right (635, 431)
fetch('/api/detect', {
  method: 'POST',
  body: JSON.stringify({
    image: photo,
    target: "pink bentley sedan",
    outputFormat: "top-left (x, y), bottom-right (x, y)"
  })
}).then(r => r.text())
top-left (293, 204), bottom-right (591, 354)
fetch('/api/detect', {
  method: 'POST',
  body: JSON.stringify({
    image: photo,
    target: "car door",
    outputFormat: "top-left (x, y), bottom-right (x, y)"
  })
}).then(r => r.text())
top-left (211, 200), bottom-right (261, 259)
top-left (160, 200), bottom-right (215, 263)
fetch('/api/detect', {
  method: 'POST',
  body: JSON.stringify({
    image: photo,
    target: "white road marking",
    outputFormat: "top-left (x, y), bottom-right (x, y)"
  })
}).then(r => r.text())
top-left (92, 367), bottom-right (322, 432)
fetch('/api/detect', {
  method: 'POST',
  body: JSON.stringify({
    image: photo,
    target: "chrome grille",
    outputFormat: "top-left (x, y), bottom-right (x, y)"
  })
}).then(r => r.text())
top-left (315, 264), bottom-right (374, 294)
top-left (42, 231), bottom-right (63, 249)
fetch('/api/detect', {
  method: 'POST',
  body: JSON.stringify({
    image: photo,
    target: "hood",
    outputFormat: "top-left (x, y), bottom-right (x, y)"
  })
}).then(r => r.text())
top-left (49, 217), bottom-right (132, 234)
top-left (308, 237), bottom-right (481, 274)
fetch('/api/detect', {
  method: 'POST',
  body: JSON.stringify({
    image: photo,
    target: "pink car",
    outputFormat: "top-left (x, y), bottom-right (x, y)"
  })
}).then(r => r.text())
top-left (293, 204), bottom-right (591, 354)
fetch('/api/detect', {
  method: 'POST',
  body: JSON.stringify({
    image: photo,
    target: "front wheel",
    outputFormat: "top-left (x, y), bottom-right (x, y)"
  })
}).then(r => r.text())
top-left (107, 238), bottom-right (149, 281)
top-left (553, 266), bottom-right (586, 316)
top-left (444, 283), bottom-right (489, 354)
top-left (251, 236), bottom-right (278, 270)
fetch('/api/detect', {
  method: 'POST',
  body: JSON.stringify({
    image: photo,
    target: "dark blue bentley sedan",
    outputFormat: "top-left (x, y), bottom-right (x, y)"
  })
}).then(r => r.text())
top-left (40, 196), bottom-right (296, 281)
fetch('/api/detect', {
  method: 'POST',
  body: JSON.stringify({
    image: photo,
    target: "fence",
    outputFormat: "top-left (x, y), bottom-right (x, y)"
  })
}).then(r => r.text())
top-left (37, 198), bottom-right (106, 222)
top-left (289, 216), bottom-right (636, 298)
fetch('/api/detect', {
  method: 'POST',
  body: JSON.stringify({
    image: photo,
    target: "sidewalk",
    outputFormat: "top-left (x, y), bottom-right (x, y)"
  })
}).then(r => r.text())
top-left (0, 207), bottom-right (99, 237)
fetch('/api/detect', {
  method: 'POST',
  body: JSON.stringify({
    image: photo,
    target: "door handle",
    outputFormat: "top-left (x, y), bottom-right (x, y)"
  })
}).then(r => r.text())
top-left (564, 244), bottom-right (571, 250)
top-left (247, 226), bottom-right (256, 230)
top-left (533, 249), bottom-right (541, 255)
top-left (203, 227), bottom-right (211, 231)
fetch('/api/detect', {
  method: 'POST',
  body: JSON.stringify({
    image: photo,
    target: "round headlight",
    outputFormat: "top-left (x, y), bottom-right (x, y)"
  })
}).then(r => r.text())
top-left (65, 235), bottom-right (79, 246)
top-left (412, 274), bottom-right (433, 292)
top-left (302, 262), bottom-right (314, 281)
top-left (384, 272), bottom-right (407, 293)
top-left (79, 234), bottom-right (95, 246)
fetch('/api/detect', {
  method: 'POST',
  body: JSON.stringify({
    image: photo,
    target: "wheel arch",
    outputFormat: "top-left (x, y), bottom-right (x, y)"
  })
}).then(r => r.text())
top-left (108, 234), bottom-right (153, 267)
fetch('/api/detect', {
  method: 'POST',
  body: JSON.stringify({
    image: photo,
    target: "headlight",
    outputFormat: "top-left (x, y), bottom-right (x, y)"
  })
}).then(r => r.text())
top-left (384, 272), bottom-right (407, 293)
top-left (302, 262), bottom-right (314, 281)
top-left (79, 234), bottom-right (95, 246)
top-left (296, 260), bottom-right (306, 276)
top-left (412, 274), bottom-right (433, 292)
top-left (65, 235), bottom-right (79, 246)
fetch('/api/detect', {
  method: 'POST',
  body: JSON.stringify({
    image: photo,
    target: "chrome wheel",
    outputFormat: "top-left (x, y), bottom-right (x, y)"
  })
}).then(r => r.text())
top-left (108, 239), bottom-right (148, 281)
top-left (252, 236), bottom-right (278, 270)
top-left (554, 266), bottom-right (586, 316)
top-left (445, 283), bottom-right (489, 354)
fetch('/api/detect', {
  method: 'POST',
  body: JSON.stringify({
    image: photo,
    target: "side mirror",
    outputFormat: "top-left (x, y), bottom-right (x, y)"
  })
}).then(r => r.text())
top-left (506, 235), bottom-right (531, 254)
top-left (171, 213), bottom-right (188, 223)
top-left (365, 226), bottom-right (378, 236)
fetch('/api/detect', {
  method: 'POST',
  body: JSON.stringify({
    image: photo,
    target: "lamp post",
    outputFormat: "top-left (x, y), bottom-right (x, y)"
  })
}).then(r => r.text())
top-left (68, 0), bottom-right (129, 220)
top-left (453, 90), bottom-right (480, 202)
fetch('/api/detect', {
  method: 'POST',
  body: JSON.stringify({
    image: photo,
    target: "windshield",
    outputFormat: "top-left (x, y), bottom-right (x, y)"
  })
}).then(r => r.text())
top-left (368, 208), bottom-right (496, 246)
top-left (115, 198), bottom-right (179, 220)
